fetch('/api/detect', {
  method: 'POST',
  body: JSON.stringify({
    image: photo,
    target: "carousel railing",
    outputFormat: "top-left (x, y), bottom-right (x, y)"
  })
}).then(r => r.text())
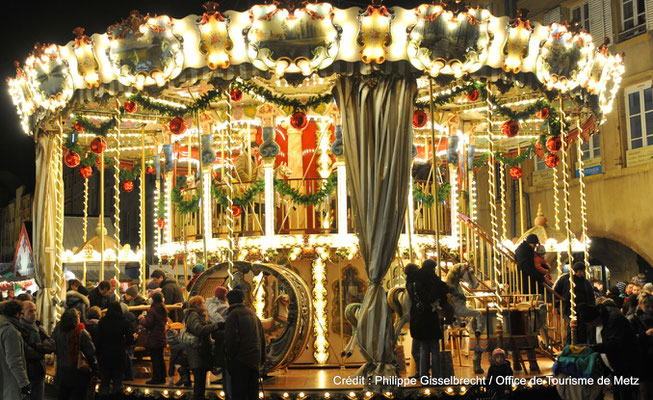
top-left (412, 179), bottom-right (451, 236)
top-left (172, 186), bottom-right (202, 241)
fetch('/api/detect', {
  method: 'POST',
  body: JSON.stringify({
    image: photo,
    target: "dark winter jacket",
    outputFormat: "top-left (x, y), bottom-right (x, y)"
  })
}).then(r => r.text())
top-left (88, 287), bottom-right (113, 309)
top-left (553, 273), bottom-right (595, 318)
top-left (184, 307), bottom-right (220, 370)
top-left (0, 315), bottom-right (30, 399)
top-left (140, 303), bottom-right (168, 349)
top-left (224, 303), bottom-right (266, 371)
top-left (160, 277), bottom-right (184, 321)
top-left (65, 290), bottom-right (90, 322)
top-left (19, 319), bottom-right (55, 381)
top-left (629, 310), bottom-right (653, 381)
top-left (52, 322), bottom-right (98, 380)
top-left (85, 319), bottom-right (100, 346)
top-left (408, 265), bottom-right (451, 340)
top-left (487, 361), bottom-right (513, 394)
top-left (96, 311), bottom-right (135, 369)
top-left (592, 304), bottom-right (642, 378)
top-left (124, 295), bottom-right (148, 307)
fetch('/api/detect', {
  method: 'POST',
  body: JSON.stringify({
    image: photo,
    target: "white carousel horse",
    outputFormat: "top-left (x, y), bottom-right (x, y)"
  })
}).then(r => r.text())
top-left (341, 303), bottom-right (361, 359)
top-left (444, 263), bottom-right (486, 336)
top-left (387, 286), bottom-right (411, 341)
top-left (261, 293), bottom-right (290, 336)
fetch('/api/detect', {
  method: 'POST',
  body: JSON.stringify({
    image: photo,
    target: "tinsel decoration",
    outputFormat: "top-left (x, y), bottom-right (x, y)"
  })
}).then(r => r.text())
top-left (290, 111), bottom-right (308, 130)
top-left (65, 152), bottom-right (81, 168)
top-left (466, 89), bottom-right (480, 102)
top-left (501, 120), bottom-right (520, 138)
top-left (79, 165), bottom-right (93, 179)
top-left (546, 136), bottom-right (563, 153)
top-left (90, 137), bottom-right (107, 154)
top-left (169, 117), bottom-right (188, 135)
top-left (230, 88), bottom-right (243, 102)
top-left (509, 165), bottom-right (523, 179)
top-left (412, 110), bottom-right (428, 128)
top-left (121, 180), bottom-right (134, 192)
top-left (545, 153), bottom-right (560, 168)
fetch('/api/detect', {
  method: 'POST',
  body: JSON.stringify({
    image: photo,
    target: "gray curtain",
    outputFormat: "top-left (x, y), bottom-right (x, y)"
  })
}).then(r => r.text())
top-left (333, 75), bottom-right (416, 380)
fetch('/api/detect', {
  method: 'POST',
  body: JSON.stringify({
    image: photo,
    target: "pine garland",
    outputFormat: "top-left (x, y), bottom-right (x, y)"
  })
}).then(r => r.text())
top-left (119, 164), bottom-right (142, 182)
top-left (157, 188), bottom-right (166, 220)
top-left (492, 98), bottom-right (554, 121)
top-left (211, 179), bottom-right (265, 208)
top-left (128, 90), bottom-right (224, 117)
top-left (73, 115), bottom-right (118, 137)
top-left (415, 81), bottom-right (486, 109)
top-left (472, 153), bottom-right (489, 169)
top-left (494, 140), bottom-right (536, 167)
top-left (231, 80), bottom-right (333, 112)
top-left (171, 176), bottom-right (200, 215)
top-left (412, 182), bottom-right (451, 206)
top-left (80, 152), bottom-right (98, 168)
top-left (274, 173), bottom-right (338, 205)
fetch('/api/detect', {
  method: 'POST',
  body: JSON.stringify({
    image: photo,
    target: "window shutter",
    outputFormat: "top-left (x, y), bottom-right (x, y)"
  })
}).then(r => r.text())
top-left (646, 0), bottom-right (653, 31)
top-left (588, 0), bottom-right (613, 46)
top-left (542, 6), bottom-right (563, 25)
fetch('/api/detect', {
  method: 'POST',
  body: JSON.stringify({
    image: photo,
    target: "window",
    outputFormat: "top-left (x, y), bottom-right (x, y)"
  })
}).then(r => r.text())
top-left (621, 0), bottom-right (647, 31)
top-left (572, 2), bottom-right (590, 32)
top-left (625, 84), bottom-right (653, 150)
top-left (581, 132), bottom-right (600, 160)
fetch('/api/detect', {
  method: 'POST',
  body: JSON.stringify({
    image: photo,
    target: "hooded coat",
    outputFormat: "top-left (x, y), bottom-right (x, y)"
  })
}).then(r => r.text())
top-left (206, 296), bottom-right (229, 323)
top-left (66, 290), bottom-right (90, 322)
top-left (159, 277), bottom-right (184, 321)
top-left (408, 264), bottom-right (451, 340)
top-left (0, 315), bottom-right (30, 399)
top-left (184, 307), bottom-right (220, 370)
top-left (19, 318), bottom-right (55, 382)
top-left (224, 303), bottom-right (266, 371)
top-left (140, 302), bottom-right (168, 349)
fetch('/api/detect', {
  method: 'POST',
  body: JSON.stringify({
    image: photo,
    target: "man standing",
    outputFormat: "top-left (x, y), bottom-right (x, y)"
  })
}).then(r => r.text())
top-left (0, 300), bottom-right (31, 399)
top-left (225, 289), bottom-right (266, 400)
top-left (20, 301), bottom-right (55, 400)
top-left (515, 234), bottom-right (539, 294)
top-left (150, 269), bottom-right (184, 321)
top-left (554, 262), bottom-right (596, 344)
top-left (88, 280), bottom-right (113, 309)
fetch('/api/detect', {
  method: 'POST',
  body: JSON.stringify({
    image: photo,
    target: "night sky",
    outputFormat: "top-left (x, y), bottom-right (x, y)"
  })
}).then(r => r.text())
top-left (0, 0), bottom-right (420, 205)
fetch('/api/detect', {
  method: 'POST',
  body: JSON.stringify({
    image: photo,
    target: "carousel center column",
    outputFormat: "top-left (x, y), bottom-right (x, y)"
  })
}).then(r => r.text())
top-left (257, 104), bottom-right (280, 238)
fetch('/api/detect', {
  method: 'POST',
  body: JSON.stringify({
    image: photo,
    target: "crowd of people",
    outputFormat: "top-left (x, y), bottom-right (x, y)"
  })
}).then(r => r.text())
top-left (0, 268), bottom-right (266, 400)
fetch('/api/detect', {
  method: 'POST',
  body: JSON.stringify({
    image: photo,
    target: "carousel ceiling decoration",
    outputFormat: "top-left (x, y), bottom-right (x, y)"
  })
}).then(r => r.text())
top-left (7, 1), bottom-right (625, 134)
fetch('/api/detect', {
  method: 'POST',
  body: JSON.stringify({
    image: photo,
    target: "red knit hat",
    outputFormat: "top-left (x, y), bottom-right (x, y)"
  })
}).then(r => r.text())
top-left (214, 286), bottom-right (228, 300)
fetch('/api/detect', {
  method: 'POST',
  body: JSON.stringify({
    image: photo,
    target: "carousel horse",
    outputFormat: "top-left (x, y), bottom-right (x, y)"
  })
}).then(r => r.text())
top-left (387, 286), bottom-right (411, 341)
top-left (341, 303), bottom-right (361, 359)
top-left (261, 293), bottom-right (290, 338)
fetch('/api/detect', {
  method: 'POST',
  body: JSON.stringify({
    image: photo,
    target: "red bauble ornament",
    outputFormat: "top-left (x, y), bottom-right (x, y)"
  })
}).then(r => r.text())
top-left (534, 140), bottom-right (545, 159)
top-left (466, 89), bottom-right (479, 102)
top-left (545, 153), bottom-right (560, 168)
top-left (79, 166), bottom-right (93, 179)
top-left (290, 111), bottom-right (308, 130)
top-left (230, 88), bottom-right (243, 102)
top-left (536, 107), bottom-right (549, 119)
top-left (169, 117), bottom-right (188, 135)
top-left (124, 100), bottom-right (137, 113)
top-left (232, 205), bottom-right (242, 217)
top-left (509, 165), bottom-right (523, 180)
top-left (122, 180), bottom-right (134, 192)
top-left (73, 121), bottom-right (84, 132)
top-left (412, 110), bottom-right (428, 128)
top-left (157, 218), bottom-right (166, 229)
top-left (546, 136), bottom-right (563, 153)
top-left (90, 137), bottom-right (107, 154)
top-left (145, 165), bottom-right (156, 175)
top-left (501, 120), bottom-right (520, 138)
top-left (65, 151), bottom-right (81, 168)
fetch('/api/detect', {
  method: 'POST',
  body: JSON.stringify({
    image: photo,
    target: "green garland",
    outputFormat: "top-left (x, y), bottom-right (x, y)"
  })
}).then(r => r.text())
top-left (119, 164), bottom-right (142, 182)
top-left (415, 81), bottom-right (485, 109)
top-left (73, 115), bottom-right (118, 137)
top-left (157, 187), bottom-right (166, 221)
top-left (472, 153), bottom-right (489, 169)
top-left (274, 173), bottom-right (338, 205)
top-left (128, 90), bottom-right (224, 117)
top-left (494, 140), bottom-right (536, 167)
top-left (79, 152), bottom-right (97, 168)
top-left (211, 179), bottom-right (265, 208)
top-left (492, 98), bottom-right (555, 122)
top-left (171, 176), bottom-right (200, 215)
top-left (231, 80), bottom-right (333, 112)
top-left (412, 182), bottom-right (451, 206)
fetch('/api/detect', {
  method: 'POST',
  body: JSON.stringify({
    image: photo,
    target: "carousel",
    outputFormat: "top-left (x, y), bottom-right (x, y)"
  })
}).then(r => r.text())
top-left (7, 0), bottom-right (624, 398)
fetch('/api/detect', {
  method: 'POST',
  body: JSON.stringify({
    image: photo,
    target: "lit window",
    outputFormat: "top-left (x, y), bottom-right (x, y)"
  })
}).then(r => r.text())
top-left (571, 2), bottom-right (590, 32)
top-left (581, 132), bottom-right (600, 160)
top-left (625, 84), bottom-right (653, 150)
top-left (621, 0), bottom-right (647, 32)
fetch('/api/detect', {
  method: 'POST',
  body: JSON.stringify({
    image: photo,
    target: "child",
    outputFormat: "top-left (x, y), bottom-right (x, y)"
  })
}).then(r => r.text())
top-left (166, 322), bottom-right (191, 386)
top-left (487, 348), bottom-right (513, 398)
top-left (533, 245), bottom-right (552, 286)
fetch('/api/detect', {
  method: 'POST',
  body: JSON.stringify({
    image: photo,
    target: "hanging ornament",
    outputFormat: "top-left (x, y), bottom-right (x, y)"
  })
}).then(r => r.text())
top-left (169, 117), bottom-right (188, 135)
top-left (122, 180), bottom-right (134, 192)
top-left (545, 153), bottom-right (560, 168)
top-left (65, 151), bottom-right (81, 168)
top-left (73, 121), bottom-right (84, 132)
top-left (229, 88), bottom-right (243, 102)
top-left (509, 165), bottom-right (523, 180)
top-left (536, 107), bottom-right (549, 119)
top-left (232, 205), bottom-right (242, 217)
top-left (157, 218), bottom-right (166, 229)
top-left (124, 100), bottom-right (137, 113)
top-left (466, 89), bottom-right (479, 102)
top-left (546, 136), bottom-right (563, 153)
top-left (79, 166), bottom-right (93, 179)
top-left (290, 111), bottom-right (308, 130)
top-left (534, 139), bottom-right (544, 159)
top-left (145, 165), bottom-right (156, 175)
top-left (412, 110), bottom-right (428, 128)
top-left (90, 137), bottom-right (107, 154)
top-left (501, 120), bottom-right (520, 138)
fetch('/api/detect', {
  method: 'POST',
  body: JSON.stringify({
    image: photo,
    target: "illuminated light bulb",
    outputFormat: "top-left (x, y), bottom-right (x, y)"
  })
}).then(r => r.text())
top-left (144, 388), bottom-right (151, 395)
top-left (424, 389), bottom-right (431, 395)
top-left (259, 392), bottom-right (265, 399)
top-left (283, 393), bottom-right (289, 398)
top-left (349, 392), bottom-right (356, 399)
top-left (365, 392), bottom-right (372, 398)
top-left (324, 393), bottom-right (330, 399)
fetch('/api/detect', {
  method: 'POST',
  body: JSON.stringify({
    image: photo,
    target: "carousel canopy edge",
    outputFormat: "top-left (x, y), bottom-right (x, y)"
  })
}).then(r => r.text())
top-left (6, 2), bottom-right (625, 135)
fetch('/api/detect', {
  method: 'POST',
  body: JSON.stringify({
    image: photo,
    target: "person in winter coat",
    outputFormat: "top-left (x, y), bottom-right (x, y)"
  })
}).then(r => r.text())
top-left (139, 291), bottom-right (168, 384)
top-left (88, 280), bottom-right (114, 309)
top-left (184, 295), bottom-right (221, 400)
top-left (0, 300), bottom-right (31, 400)
top-left (166, 322), bottom-right (191, 387)
top-left (630, 292), bottom-right (653, 400)
top-left (486, 348), bottom-right (513, 398)
top-left (52, 308), bottom-right (98, 400)
top-left (150, 269), bottom-right (184, 322)
top-left (515, 234), bottom-right (539, 294)
top-left (186, 264), bottom-right (205, 292)
top-left (206, 286), bottom-right (229, 324)
top-left (96, 302), bottom-right (135, 398)
top-left (407, 259), bottom-right (452, 379)
top-left (533, 245), bottom-right (552, 286)
top-left (225, 289), bottom-right (266, 400)
top-left (68, 279), bottom-right (89, 296)
top-left (20, 300), bottom-right (55, 400)
top-left (119, 303), bottom-right (139, 382)
top-left (66, 289), bottom-right (90, 323)
top-left (85, 306), bottom-right (102, 346)
top-left (553, 262), bottom-right (596, 344)
top-left (578, 303), bottom-right (643, 400)
top-left (122, 285), bottom-right (148, 307)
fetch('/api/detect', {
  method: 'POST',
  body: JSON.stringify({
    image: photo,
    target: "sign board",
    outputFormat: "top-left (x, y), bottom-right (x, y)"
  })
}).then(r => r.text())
top-left (626, 146), bottom-right (653, 168)
top-left (12, 223), bottom-right (34, 276)
top-left (532, 168), bottom-right (554, 186)
top-left (575, 157), bottom-right (602, 177)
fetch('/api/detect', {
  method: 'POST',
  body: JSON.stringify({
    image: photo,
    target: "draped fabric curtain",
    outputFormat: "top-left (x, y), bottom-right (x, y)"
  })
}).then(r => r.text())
top-left (33, 133), bottom-right (65, 333)
top-left (332, 75), bottom-right (416, 380)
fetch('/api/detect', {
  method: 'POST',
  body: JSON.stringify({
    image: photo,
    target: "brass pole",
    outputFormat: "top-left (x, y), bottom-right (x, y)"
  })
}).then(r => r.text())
top-left (197, 111), bottom-right (208, 265)
top-left (428, 78), bottom-right (442, 276)
top-left (100, 148), bottom-right (105, 282)
top-left (140, 127), bottom-right (147, 296)
top-left (517, 145), bottom-right (525, 235)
